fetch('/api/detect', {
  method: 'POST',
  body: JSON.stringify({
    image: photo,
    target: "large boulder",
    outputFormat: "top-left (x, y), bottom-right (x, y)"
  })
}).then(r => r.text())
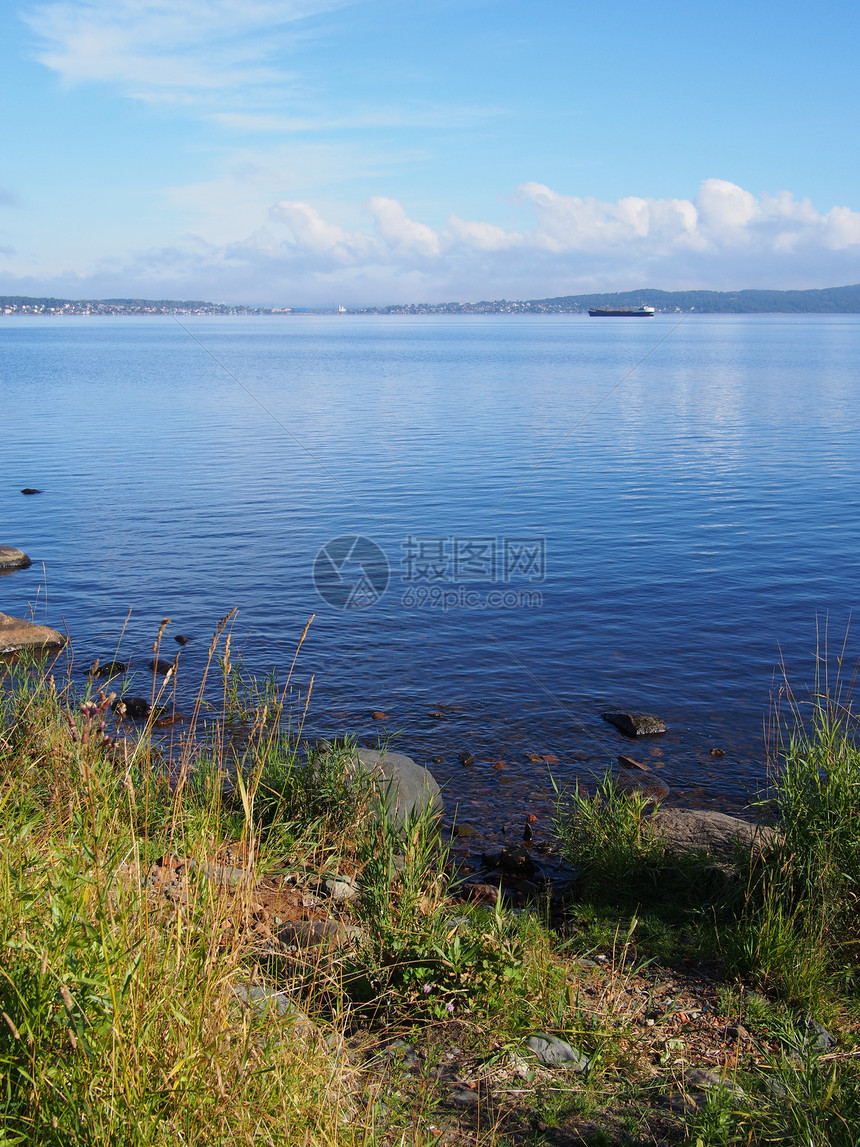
top-left (352, 747), bottom-right (444, 827)
top-left (0, 612), bottom-right (66, 655)
top-left (650, 809), bottom-right (779, 866)
top-left (0, 547), bottom-right (32, 571)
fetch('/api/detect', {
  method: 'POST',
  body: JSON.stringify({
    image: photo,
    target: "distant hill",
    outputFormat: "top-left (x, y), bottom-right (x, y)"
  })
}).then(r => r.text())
top-left (534, 284), bottom-right (860, 314)
top-left (356, 283), bottom-right (860, 315)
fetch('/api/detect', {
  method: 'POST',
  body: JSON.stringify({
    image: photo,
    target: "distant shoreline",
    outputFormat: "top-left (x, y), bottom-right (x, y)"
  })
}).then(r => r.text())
top-left (3, 282), bottom-right (860, 316)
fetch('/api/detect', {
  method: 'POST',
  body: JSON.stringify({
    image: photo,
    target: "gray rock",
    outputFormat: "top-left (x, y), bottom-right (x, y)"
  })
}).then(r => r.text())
top-left (650, 809), bottom-right (779, 866)
top-left (803, 1017), bottom-right (837, 1052)
top-left (661, 1090), bottom-right (703, 1115)
top-left (451, 1089), bottom-right (481, 1107)
top-left (685, 1068), bottom-right (745, 1097)
top-left (232, 983), bottom-right (313, 1032)
top-left (324, 875), bottom-right (359, 903)
top-left (192, 860), bottom-right (254, 887)
top-left (762, 1075), bottom-right (788, 1099)
top-left (602, 711), bottom-right (667, 737)
top-left (0, 611), bottom-right (65, 654)
top-left (277, 919), bottom-right (366, 947)
top-left (387, 1040), bottom-right (421, 1069)
top-left (0, 547), bottom-right (32, 571)
top-left (352, 747), bottom-right (444, 827)
top-left (525, 1033), bottom-right (589, 1070)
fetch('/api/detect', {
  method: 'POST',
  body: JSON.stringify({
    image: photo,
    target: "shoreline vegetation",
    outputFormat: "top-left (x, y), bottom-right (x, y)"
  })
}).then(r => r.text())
top-left (2, 617), bottom-right (859, 1144)
top-left (4, 282), bottom-right (860, 317)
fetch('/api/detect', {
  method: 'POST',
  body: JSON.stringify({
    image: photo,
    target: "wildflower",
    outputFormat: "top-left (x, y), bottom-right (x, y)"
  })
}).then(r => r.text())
top-left (446, 1001), bottom-right (455, 1014)
top-left (422, 984), bottom-right (432, 994)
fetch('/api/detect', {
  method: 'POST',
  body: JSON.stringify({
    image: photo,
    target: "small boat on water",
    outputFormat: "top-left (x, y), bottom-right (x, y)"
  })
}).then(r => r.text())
top-left (588, 305), bottom-right (655, 317)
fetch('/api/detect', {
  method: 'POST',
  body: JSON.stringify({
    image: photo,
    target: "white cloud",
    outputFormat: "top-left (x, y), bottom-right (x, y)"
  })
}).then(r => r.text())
top-left (367, 197), bottom-right (441, 257)
top-left (270, 200), bottom-right (356, 254)
top-left (24, 0), bottom-right (351, 100)
top-left (6, 179), bottom-right (860, 305)
top-left (696, 178), bottom-right (759, 233)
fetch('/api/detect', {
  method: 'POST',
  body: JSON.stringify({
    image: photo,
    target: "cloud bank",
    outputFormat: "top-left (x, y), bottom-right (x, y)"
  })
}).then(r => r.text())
top-left (5, 179), bottom-right (860, 304)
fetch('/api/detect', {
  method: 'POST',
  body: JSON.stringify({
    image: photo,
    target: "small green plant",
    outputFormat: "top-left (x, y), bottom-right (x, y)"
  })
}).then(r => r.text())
top-left (554, 770), bottom-right (678, 903)
top-left (727, 698), bottom-right (860, 1004)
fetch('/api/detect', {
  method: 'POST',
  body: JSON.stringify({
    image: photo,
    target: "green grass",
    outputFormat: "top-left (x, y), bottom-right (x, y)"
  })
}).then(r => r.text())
top-left (5, 629), bottom-right (860, 1145)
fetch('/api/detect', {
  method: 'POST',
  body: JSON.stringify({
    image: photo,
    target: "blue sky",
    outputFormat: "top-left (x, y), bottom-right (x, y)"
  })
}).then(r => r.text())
top-left (2, 0), bottom-right (859, 304)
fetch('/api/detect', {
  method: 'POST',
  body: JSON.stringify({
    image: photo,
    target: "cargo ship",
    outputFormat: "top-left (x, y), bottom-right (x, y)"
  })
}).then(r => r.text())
top-left (588, 305), bottom-right (655, 317)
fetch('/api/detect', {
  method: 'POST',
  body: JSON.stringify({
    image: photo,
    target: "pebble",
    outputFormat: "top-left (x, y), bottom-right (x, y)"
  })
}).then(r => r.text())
top-left (453, 823), bottom-right (477, 838)
top-left (324, 875), bottom-right (359, 903)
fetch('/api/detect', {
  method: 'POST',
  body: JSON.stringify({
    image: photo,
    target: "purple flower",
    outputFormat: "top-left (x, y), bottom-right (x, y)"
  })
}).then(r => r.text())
top-left (422, 984), bottom-right (432, 994)
top-left (446, 1001), bottom-right (455, 1014)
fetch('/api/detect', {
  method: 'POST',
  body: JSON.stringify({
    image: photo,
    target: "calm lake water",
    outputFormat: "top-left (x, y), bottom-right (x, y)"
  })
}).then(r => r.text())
top-left (2, 314), bottom-right (859, 836)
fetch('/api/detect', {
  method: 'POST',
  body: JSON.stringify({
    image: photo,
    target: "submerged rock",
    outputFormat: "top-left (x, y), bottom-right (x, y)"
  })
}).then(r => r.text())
top-left (20, 488), bottom-right (42, 496)
top-left (618, 754), bottom-right (650, 771)
top-left (112, 696), bottom-right (151, 720)
top-left (148, 658), bottom-right (175, 675)
top-left (602, 711), bottom-right (667, 736)
top-left (0, 611), bottom-right (65, 654)
top-left (614, 771), bottom-right (670, 804)
top-left (88, 660), bottom-right (128, 677)
top-left (482, 845), bottom-right (536, 877)
top-left (0, 547), bottom-right (32, 571)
